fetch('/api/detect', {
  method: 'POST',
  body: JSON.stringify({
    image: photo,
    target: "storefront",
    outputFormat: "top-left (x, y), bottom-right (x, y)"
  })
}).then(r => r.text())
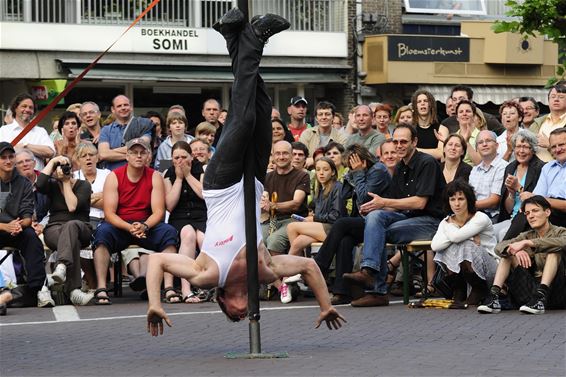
top-left (361, 20), bottom-right (558, 110)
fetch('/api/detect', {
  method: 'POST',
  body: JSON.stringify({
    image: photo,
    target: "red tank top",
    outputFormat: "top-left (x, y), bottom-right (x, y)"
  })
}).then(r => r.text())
top-left (114, 165), bottom-right (153, 222)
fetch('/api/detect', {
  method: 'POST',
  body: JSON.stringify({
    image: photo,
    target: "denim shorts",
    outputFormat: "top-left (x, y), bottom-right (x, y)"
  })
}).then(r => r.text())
top-left (92, 221), bottom-right (178, 254)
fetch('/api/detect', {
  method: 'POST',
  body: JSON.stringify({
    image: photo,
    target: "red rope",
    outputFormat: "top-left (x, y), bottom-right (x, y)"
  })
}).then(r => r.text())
top-left (11, 0), bottom-right (162, 146)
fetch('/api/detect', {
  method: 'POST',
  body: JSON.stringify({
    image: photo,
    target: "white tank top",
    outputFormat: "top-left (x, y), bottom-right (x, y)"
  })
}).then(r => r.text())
top-left (201, 177), bottom-right (264, 287)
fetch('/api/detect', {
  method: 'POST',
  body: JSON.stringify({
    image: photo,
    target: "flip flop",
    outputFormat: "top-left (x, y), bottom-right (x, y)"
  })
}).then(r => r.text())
top-left (183, 292), bottom-right (202, 304)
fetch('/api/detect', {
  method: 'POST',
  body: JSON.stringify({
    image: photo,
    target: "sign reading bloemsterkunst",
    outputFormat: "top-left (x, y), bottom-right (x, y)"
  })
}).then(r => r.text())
top-left (388, 36), bottom-right (470, 62)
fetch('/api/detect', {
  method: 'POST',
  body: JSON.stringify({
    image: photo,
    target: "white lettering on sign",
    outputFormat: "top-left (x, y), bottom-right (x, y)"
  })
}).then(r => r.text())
top-left (397, 43), bottom-right (463, 58)
top-left (140, 28), bottom-right (200, 51)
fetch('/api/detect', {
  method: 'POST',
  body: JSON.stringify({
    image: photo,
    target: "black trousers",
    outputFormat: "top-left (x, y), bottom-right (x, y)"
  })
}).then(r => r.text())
top-left (314, 217), bottom-right (365, 295)
top-left (0, 227), bottom-right (46, 291)
top-left (203, 23), bottom-right (271, 190)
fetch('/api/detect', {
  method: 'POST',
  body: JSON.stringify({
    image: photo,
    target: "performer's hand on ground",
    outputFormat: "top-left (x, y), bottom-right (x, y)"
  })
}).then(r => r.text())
top-left (315, 307), bottom-right (346, 330)
top-left (147, 306), bottom-right (172, 336)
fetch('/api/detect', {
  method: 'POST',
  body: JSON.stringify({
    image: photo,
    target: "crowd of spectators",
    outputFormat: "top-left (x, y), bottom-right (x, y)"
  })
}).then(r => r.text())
top-left (0, 81), bottom-right (565, 317)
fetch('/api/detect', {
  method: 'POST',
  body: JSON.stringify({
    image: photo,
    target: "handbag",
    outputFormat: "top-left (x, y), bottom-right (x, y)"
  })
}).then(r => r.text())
top-left (431, 264), bottom-right (454, 299)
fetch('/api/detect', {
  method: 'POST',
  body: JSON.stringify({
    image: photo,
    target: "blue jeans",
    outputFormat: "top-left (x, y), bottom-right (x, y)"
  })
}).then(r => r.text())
top-left (361, 210), bottom-right (440, 294)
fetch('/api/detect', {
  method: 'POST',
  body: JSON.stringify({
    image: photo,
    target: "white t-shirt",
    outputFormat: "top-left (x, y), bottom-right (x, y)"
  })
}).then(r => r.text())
top-left (201, 177), bottom-right (264, 287)
top-left (0, 121), bottom-right (55, 169)
top-left (73, 168), bottom-right (112, 219)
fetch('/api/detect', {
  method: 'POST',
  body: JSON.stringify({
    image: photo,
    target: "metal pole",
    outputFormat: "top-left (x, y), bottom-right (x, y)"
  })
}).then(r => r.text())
top-left (226, 0), bottom-right (288, 359)
top-left (238, 0), bottom-right (259, 356)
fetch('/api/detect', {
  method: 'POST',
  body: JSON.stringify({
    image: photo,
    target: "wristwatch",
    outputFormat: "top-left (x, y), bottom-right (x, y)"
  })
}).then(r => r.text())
top-left (141, 222), bottom-right (149, 231)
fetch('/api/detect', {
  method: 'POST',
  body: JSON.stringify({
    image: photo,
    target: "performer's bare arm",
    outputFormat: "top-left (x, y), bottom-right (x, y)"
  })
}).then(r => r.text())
top-left (146, 253), bottom-right (216, 336)
top-left (267, 253), bottom-right (346, 329)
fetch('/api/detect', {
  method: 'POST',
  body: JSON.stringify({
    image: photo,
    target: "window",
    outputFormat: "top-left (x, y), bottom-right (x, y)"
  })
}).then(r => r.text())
top-left (404, 0), bottom-right (487, 16)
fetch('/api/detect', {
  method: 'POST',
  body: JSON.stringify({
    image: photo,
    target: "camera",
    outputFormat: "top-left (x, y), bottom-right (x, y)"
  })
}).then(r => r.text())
top-left (54, 161), bottom-right (72, 176)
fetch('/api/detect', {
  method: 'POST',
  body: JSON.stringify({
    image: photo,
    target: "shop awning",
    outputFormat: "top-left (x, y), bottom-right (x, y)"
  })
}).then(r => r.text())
top-left (419, 85), bottom-right (549, 105)
top-left (65, 66), bottom-right (347, 84)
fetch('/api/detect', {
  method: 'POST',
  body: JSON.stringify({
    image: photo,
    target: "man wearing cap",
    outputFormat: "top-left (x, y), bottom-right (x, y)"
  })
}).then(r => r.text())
top-left (98, 95), bottom-right (154, 171)
top-left (0, 94), bottom-right (55, 170)
top-left (91, 138), bottom-right (178, 305)
top-left (0, 141), bottom-right (46, 307)
top-left (287, 96), bottom-right (310, 141)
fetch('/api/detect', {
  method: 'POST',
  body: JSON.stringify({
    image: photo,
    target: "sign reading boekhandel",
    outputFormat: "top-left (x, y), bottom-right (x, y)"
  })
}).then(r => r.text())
top-left (388, 35), bottom-right (470, 62)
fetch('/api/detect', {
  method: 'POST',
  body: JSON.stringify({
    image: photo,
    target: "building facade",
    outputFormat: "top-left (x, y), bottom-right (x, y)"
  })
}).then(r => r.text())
top-left (1, 0), bottom-right (352, 126)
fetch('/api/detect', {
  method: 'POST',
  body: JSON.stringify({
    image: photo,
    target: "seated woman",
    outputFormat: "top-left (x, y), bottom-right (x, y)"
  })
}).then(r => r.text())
top-left (441, 134), bottom-right (472, 184)
top-left (54, 111), bottom-right (81, 170)
top-left (393, 105), bottom-right (413, 127)
top-left (496, 101), bottom-right (523, 162)
top-left (456, 101), bottom-right (486, 166)
top-left (164, 141), bottom-right (207, 303)
top-left (283, 157), bottom-right (343, 302)
top-left (431, 179), bottom-right (498, 305)
top-left (494, 130), bottom-right (544, 242)
top-left (324, 141), bottom-right (348, 181)
top-left (374, 104), bottom-right (395, 138)
top-left (271, 117), bottom-right (294, 145)
top-left (73, 142), bottom-right (112, 290)
top-left (155, 112), bottom-right (194, 171)
top-left (37, 155), bottom-right (94, 305)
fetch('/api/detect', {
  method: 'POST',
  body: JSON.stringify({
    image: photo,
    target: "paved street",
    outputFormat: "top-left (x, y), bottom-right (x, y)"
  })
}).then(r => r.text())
top-left (1, 290), bottom-right (565, 377)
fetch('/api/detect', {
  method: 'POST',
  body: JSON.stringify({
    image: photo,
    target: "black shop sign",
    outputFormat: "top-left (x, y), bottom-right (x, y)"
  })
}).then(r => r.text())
top-left (388, 35), bottom-right (469, 62)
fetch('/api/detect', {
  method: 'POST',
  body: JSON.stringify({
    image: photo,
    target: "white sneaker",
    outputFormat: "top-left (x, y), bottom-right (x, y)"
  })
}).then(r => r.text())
top-left (283, 274), bottom-right (302, 284)
top-left (279, 282), bottom-right (292, 304)
top-left (52, 263), bottom-right (67, 284)
top-left (37, 286), bottom-right (55, 308)
top-left (46, 274), bottom-right (56, 288)
top-left (70, 289), bottom-right (94, 306)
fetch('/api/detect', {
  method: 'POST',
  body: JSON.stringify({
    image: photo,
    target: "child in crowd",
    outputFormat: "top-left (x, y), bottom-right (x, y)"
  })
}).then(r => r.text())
top-left (195, 122), bottom-right (217, 151)
top-left (154, 112), bottom-right (194, 171)
top-left (282, 157), bottom-right (343, 303)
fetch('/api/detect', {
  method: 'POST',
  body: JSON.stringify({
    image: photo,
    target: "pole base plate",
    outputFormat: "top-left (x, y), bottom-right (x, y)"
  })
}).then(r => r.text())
top-left (225, 351), bottom-right (289, 359)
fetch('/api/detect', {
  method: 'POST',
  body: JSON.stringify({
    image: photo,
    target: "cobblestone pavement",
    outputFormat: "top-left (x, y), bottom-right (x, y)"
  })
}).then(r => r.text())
top-left (1, 291), bottom-right (565, 377)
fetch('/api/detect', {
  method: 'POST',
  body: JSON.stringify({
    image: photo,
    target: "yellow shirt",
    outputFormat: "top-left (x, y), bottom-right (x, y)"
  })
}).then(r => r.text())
top-left (536, 112), bottom-right (566, 162)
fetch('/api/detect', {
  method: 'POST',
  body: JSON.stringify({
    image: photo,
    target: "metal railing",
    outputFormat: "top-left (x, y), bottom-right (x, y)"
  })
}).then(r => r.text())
top-left (0, 0), bottom-right (347, 31)
top-left (485, 0), bottom-right (519, 18)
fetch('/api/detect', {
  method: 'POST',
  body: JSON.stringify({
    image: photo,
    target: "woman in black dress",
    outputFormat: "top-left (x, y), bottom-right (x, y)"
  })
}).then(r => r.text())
top-left (164, 141), bottom-right (207, 303)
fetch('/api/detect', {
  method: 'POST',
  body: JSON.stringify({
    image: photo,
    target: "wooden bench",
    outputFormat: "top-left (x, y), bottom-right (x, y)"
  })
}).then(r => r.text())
top-left (309, 240), bottom-right (433, 305)
top-left (392, 240), bottom-right (432, 305)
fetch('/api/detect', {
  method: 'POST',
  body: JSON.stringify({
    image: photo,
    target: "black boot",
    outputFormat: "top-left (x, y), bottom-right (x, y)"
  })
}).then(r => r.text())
top-left (212, 7), bottom-right (245, 34)
top-left (446, 273), bottom-right (467, 303)
top-left (251, 14), bottom-right (290, 43)
top-left (463, 271), bottom-right (488, 305)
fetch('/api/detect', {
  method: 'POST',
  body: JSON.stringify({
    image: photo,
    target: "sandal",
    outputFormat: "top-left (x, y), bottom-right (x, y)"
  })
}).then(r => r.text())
top-left (93, 288), bottom-right (112, 305)
top-left (163, 287), bottom-right (182, 304)
top-left (195, 288), bottom-right (213, 302)
top-left (415, 284), bottom-right (440, 298)
top-left (386, 260), bottom-right (399, 286)
top-left (183, 292), bottom-right (202, 304)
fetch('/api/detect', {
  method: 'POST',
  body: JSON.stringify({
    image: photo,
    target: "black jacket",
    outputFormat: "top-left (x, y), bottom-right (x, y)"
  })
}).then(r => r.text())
top-left (0, 170), bottom-right (35, 223)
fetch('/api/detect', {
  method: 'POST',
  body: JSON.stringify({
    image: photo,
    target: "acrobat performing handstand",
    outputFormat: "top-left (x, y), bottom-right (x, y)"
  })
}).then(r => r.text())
top-left (146, 8), bottom-right (346, 336)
